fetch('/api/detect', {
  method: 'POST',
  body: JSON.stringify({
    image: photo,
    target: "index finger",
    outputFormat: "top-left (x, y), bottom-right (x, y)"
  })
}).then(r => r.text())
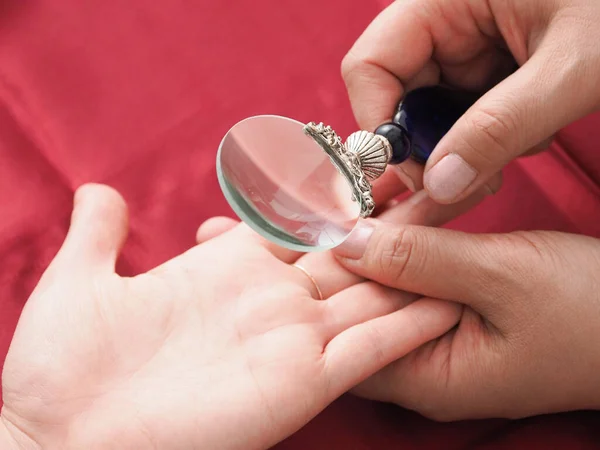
top-left (341, 0), bottom-right (434, 131)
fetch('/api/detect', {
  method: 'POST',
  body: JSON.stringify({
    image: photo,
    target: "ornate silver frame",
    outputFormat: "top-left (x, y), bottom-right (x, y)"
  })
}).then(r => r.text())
top-left (303, 122), bottom-right (392, 218)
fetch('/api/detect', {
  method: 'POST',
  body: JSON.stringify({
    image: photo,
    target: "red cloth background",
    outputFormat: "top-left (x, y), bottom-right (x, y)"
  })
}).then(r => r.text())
top-left (1, 1), bottom-right (599, 448)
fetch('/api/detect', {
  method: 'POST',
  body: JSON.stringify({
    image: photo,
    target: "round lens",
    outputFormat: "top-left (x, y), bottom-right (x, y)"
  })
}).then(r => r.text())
top-left (216, 115), bottom-right (360, 252)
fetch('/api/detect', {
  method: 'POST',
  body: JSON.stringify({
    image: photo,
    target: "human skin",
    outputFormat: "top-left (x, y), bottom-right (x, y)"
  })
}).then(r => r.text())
top-left (0, 182), bottom-right (488, 449)
top-left (334, 219), bottom-right (600, 420)
top-left (341, 0), bottom-right (600, 203)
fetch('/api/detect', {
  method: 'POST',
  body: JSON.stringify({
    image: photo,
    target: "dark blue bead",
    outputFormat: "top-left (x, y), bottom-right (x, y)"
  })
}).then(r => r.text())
top-left (390, 86), bottom-right (481, 164)
top-left (374, 123), bottom-right (411, 164)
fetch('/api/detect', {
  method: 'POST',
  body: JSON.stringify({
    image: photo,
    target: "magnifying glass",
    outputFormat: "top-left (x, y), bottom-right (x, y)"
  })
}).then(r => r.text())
top-left (216, 86), bottom-right (480, 252)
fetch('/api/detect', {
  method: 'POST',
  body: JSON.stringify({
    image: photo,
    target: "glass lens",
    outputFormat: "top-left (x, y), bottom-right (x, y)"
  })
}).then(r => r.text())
top-left (216, 115), bottom-right (360, 252)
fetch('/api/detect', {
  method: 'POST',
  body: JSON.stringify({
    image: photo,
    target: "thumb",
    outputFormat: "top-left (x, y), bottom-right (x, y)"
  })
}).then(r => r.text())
top-left (424, 25), bottom-right (600, 204)
top-left (332, 221), bottom-right (544, 323)
top-left (53, 183), bottom-right (129, 275)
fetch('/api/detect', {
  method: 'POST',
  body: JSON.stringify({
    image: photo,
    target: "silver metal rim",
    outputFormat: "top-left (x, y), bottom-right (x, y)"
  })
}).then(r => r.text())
top-left (303, 122), bottom-right (376, 218)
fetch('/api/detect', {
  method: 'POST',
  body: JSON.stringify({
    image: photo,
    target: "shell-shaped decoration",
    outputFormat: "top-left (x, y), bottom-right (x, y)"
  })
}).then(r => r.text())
top-left (344, 130), bottom-right (392, 181)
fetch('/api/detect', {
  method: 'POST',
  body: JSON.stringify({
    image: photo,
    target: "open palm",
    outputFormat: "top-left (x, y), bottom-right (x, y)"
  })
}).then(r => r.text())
top-left (1, 184), bottom-right (460, 450)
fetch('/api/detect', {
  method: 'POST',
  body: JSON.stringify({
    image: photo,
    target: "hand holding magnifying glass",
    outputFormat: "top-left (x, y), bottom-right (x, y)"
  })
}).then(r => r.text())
top-left (217, 86), bottom-right (480, 252)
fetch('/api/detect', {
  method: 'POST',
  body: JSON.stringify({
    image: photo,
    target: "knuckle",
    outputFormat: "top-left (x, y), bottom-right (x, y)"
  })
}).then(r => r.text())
top-left (340, 50), bottom-right (362, 83)
top-left (374, 227), bottom-right (422, 286)
top-left (461, 106), bottom-right (519, 163)
top-left (508, 231), bottom-right (564, 275)
top-left (341, 50), bottom-right (381, 91)
top-left (508, 231), bottom-right (548, 258)
top-left (483, 231), bottom-right (563, 299)
top-left (510, 231), bottom-right (568, 271)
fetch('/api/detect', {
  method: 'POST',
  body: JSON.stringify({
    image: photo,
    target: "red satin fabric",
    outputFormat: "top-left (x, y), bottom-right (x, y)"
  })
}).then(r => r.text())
top-left (1, 1), bottom-right (599, 448)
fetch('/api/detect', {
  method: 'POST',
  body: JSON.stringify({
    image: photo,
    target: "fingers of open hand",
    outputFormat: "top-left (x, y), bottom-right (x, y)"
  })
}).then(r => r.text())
top-left (323, 297), bottom-right (462, 396)
top-left (186, 218), bottom-right (302, 274)
top-left (291, 252), bottom-right (361, 300)
top-left (215, 223), bottom-right (303, 263)
top-left (195, 216), bottom-right (239, 243)
top-left (194, 218), bottom-right (336, 300)
top-left (322, 282), bottom-right (418, 339)
top-left (194, 216), bottom-right (356, 301)
top-left (350, 322), bottom-right (469, 422)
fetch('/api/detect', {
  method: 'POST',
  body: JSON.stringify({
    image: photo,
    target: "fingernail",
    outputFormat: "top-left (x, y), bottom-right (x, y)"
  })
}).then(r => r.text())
top-left (335, 221), bottom-right (375, 260)
top-left (393, 165), bottom-right (418, 192)
top-left (424, 154), bottom-right (478, 202)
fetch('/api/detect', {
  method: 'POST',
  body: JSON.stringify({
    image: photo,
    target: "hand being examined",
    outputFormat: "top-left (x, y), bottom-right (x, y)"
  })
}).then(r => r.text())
top-left (1, 183), bottom-right (484, 450)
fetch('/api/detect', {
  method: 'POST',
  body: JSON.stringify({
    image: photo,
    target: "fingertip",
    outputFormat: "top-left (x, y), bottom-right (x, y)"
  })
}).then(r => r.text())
top-left (333, 219), bottom-right (378, 261)
top-left (195, 216), bottom-right (238, 244)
